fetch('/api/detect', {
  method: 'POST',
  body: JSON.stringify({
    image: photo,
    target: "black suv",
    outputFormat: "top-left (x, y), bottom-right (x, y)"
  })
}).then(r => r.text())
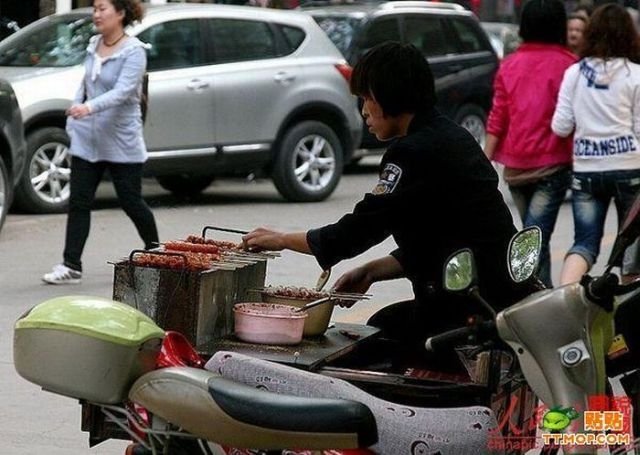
top-left (302, 1), bottom-right (499, 150)
top-left (0, 78), bottom-right (26, 233)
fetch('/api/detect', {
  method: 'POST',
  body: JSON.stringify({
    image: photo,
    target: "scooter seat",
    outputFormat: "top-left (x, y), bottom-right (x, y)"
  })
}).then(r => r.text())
top-left (129, 366), bottom-right (378, 450)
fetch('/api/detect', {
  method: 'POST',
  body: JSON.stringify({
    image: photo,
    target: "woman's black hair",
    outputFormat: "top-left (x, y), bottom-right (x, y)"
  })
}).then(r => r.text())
top-left (519, 0), bottom-right (567, 45)
top-left (350, 41), bottom-right (436, 117)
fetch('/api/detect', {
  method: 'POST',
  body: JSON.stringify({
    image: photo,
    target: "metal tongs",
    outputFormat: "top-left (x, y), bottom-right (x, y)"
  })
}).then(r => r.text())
top-left (202, 226), bottom-right (249, 236)
top-left (293, 296), bottom-right (334, 313)
top-left (200, 226), bottom-right (281, 258)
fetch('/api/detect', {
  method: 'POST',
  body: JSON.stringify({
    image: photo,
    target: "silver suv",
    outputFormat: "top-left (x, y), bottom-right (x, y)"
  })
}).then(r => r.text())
top-left (0, 4), bottom-right (362, 213)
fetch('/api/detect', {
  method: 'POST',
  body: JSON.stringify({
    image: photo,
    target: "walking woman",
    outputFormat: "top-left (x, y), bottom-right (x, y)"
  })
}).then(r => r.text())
top-left (43, 0), bottom-right (158, 284)
top-left (484, 0), bottom-right (576, 287)
top-left (552, 3), bottom-right (640, 285)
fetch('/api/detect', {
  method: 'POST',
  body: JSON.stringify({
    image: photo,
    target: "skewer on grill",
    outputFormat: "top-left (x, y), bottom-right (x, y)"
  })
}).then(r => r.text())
top-left (227, 250), bottom-right (281, 259)
top-left (250, 287), bottom-right (372, 300)
top-left (159, 241), bottom-right (280, 259)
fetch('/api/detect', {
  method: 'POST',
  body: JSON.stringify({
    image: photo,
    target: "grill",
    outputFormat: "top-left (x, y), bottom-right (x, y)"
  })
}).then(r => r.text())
top-left (112, 248), bottom-right (268, 347)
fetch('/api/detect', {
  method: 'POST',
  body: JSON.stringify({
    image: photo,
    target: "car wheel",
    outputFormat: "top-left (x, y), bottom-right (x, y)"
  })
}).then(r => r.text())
top-left (0, 155), bottom-right (10, 233)
top-left (12, 127), bottom-right (71, 214)
top-left (272, 121), bottom-right (343, 202)
top-left (455, 104), bottom-right (487, 150)
top-left (156, 175), bottom-right (214, 198)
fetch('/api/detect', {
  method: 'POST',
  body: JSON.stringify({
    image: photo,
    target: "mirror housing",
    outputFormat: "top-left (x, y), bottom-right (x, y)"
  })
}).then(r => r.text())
top-left (443, 249), bottom-right (477, 292)
top-left (508, 227), bottom-right (542, 283)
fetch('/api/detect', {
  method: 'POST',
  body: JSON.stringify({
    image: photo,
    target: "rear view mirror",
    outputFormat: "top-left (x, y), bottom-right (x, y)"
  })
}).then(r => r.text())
top-left (508, 227), bottom-right (542, 283)
top-left (444, 249), bottom-right (476, 292)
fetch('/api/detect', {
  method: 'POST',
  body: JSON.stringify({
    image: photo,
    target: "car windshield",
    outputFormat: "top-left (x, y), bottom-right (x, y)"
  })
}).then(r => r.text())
top-left (0, 14), bottom-right (94, 67)
top-left (312, 15), bottom-right (361, 56)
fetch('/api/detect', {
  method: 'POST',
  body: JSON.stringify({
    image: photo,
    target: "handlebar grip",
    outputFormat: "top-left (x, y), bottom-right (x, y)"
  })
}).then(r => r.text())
top-left (425, 327), bottom-right (474, 352)
top-left (583, 273), bottom-right (618, 312)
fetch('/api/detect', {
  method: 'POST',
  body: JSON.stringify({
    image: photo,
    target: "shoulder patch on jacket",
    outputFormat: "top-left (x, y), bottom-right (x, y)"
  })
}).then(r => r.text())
top-left (372, 163), bottom-right (402, 195)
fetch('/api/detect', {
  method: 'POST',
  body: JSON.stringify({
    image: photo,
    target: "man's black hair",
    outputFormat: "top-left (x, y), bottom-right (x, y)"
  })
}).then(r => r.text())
top-left (519, 0), bottom-right (567, 45)
top-left (350, 42), bottom-right (436, 117)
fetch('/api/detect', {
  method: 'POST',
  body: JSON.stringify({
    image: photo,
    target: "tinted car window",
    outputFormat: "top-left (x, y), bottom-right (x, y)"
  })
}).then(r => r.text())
top-left (0, 14), bottom-right (93, 67)
top-left (360, 18), bottom-right (400, 50)
top-left (210, 19), bottom-right (277, 63)
top-left (313, 15), bottom-right (359, 56)
top-left (451, 18), bottom-right (490, 53)
top-left (138, 20), bottom-right (204, 71)
top-left (404, 16), bottom-right (456, 57)
top-left (277, 24), bottom-right (306, 54)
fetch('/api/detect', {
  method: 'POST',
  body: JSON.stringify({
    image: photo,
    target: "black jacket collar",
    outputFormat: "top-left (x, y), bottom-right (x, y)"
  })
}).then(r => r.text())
top-left (407, 108), bottom-right (439, 135)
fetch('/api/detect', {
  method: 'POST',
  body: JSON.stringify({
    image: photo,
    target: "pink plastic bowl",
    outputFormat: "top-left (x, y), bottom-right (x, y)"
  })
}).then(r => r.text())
top-left (233, 303), bottom-right (308, 345)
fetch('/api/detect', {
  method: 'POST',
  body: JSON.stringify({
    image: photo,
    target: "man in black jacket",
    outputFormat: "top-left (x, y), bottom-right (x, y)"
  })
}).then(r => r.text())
top-left (243, 42), bottom-right (530, 354)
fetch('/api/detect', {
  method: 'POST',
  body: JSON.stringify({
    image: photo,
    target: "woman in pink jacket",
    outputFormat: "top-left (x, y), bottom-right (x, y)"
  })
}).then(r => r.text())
top-left (484, 0), bottom-right (576, 287)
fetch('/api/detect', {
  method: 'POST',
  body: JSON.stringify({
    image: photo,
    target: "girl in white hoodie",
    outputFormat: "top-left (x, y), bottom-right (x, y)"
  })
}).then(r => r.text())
top-left (552, 3), bottom-right (640, 284)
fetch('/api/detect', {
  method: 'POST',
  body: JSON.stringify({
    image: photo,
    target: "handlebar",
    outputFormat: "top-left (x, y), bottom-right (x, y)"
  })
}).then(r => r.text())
top-left (425, 320), bottom-right (496, 352)
top-left (580, 272), bottom-right (640, 312)
top-left (581, 273), bottom-right (619, 312)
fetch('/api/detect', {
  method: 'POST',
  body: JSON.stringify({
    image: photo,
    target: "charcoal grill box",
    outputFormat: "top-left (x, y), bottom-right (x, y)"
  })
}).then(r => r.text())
top-left (112, 257), bottom-right (267, 346)
top-left (14, 296), bottom-right (164, 405)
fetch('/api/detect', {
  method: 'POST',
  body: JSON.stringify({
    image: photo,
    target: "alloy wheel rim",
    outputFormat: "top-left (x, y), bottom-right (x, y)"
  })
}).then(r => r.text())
top-left (30, 141), bottom-right (71, 204)
top-left (293, 134), bottom-right (336, 192)
top-left (460, 115), bottom-right (486, 149)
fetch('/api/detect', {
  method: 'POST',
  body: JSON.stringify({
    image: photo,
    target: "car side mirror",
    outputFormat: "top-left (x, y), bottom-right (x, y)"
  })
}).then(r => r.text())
top-left (443, 248), bottom-right (477, 293)
top-left (508, 227), bottom-right (542, 283)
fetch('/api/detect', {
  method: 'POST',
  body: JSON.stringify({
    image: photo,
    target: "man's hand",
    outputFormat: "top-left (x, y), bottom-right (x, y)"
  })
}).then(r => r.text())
top-left (333, 255), bottom-right (405, 308)
top-left (242, 227), bottom-right (286, 252)
top-left (333, 266), bottom-right (372, 294)
top-left (241, 229), bottom-right (312, 254)
top-left (333, 266), bottom-right (373, 307)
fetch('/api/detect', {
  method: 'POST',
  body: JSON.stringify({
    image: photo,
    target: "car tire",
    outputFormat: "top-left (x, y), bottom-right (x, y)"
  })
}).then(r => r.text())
top-left (12, 127), bottom-right (71, 214)
top-left (455, 104), bottom-right (487, 150)
top-left (156, 175), bottom-right (214, 198)
top-left (0, 154), bottom-right (10, 233)
top-left (272, 121), bottom-right (343, 202)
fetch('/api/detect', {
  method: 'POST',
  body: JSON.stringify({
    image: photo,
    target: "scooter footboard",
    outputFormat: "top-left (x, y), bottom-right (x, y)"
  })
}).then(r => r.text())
top-left (129, 367), bottom-right (378, 450)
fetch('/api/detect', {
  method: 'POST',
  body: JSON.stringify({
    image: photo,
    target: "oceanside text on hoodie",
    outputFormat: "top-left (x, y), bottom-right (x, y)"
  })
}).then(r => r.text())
top-left (552, 57), bottom-right (640, 173)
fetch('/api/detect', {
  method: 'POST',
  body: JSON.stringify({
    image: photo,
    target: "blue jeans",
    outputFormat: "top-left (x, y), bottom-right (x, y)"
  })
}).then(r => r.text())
top-left (509, 167), bottom-right (571, 287)
top-left (569, 170), bottom-right (640, 274)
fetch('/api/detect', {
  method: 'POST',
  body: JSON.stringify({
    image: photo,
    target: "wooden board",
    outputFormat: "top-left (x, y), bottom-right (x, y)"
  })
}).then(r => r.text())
top-left (198, 323), bottom-right (380, 370)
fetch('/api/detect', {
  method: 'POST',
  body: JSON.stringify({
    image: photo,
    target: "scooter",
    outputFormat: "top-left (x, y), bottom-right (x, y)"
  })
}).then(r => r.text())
top-left (13, 208), bottom-right (640, 453)
top-left (423, 195), bottom-right (640, 454)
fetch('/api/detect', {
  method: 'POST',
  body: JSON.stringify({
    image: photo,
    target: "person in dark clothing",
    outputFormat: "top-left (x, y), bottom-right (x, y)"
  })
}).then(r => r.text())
top-left (242, 42), bottom-right (532, 354)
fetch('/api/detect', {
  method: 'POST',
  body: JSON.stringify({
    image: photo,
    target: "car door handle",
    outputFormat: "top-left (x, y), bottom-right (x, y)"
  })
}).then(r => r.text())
top-left (187, 79), bottom-right (210, 90)
top-left (274, 72), bottom-right (296, 83)
top-left (449, 64), bottom-right (464, 73)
